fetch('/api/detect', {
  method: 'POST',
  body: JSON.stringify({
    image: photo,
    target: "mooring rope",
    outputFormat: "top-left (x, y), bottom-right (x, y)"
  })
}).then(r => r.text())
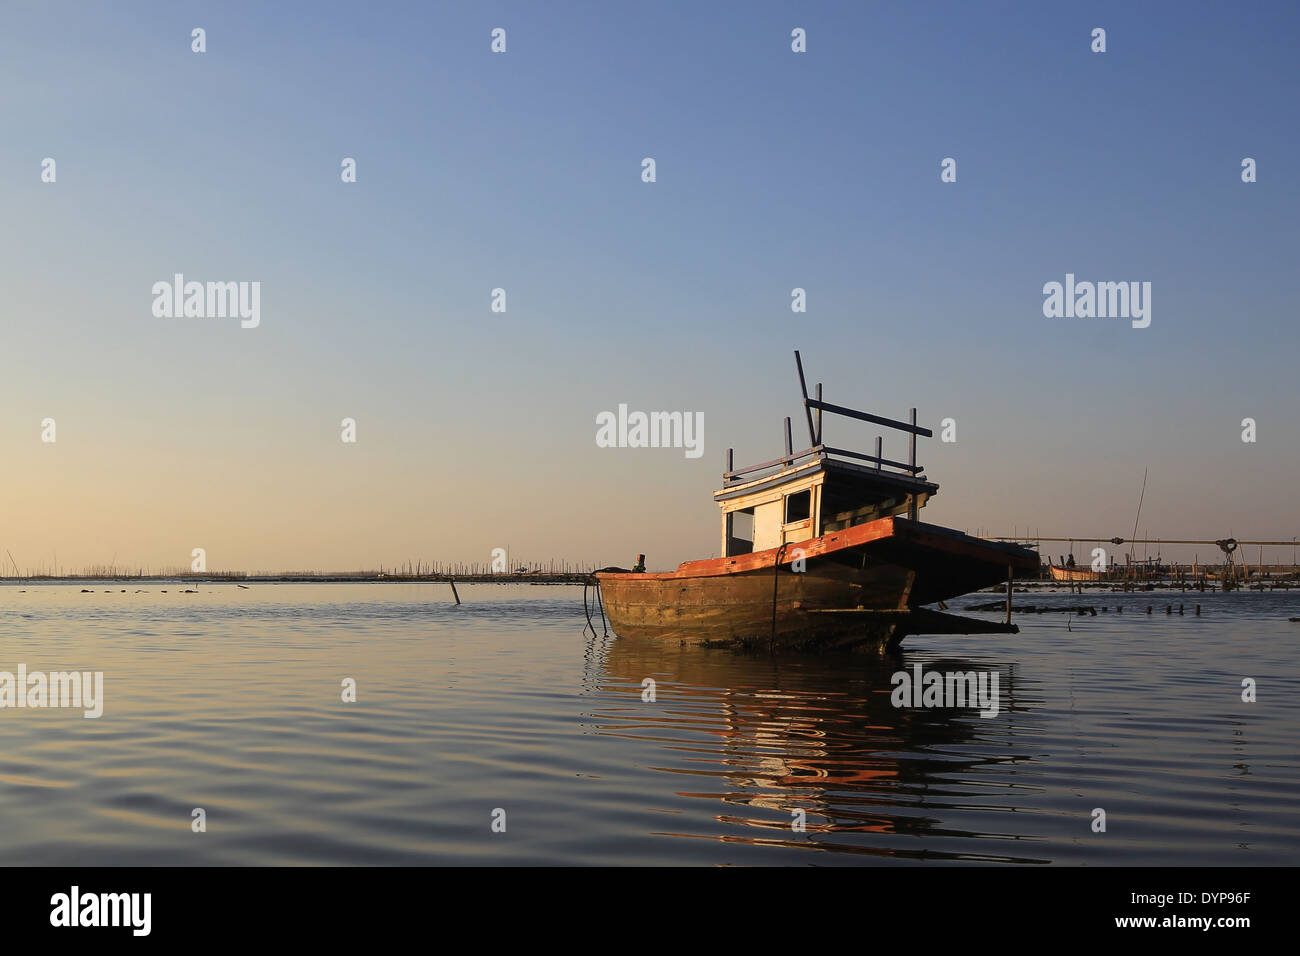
top-left (770, 543), bottom-right (789, 650)
top-left (583, 567), bottom-right (626, 637)
top-left (582, 577), bottom-right (604, 637)
top-left (595, 581), bottom-right (609, 635)
top-left (582, 579), bottom-right (595, 635)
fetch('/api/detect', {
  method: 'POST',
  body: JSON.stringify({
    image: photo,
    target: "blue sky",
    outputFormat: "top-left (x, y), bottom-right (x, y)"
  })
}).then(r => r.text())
top-left (2, 1), bottom-right (1298, 571)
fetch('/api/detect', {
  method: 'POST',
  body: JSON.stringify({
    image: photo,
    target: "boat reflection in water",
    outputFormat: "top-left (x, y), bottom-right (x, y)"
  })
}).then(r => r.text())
top-left (584, 634), bottom-right (1049, 863)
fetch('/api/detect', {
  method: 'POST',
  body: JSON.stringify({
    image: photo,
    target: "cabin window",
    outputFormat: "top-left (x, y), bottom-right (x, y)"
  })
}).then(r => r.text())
top-left (726, 509), bottom-right (754, 556)
top-left (784, 490), bottom-right (810, 524)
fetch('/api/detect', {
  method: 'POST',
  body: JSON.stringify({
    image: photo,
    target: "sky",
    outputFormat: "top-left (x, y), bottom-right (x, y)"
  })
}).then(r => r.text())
top-left (2, 0), bottom-right (1298, 573)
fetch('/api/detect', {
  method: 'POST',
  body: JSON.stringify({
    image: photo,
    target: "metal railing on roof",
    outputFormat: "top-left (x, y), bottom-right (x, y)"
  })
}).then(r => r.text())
top-left (722, 351), bottom-right (932, 486)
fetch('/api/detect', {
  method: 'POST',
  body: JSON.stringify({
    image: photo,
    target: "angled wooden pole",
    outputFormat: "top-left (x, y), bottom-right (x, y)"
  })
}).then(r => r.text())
top-left (793, 351), bottom-right (818, 447)
top-left (814, 383), bottom-right (823, 445)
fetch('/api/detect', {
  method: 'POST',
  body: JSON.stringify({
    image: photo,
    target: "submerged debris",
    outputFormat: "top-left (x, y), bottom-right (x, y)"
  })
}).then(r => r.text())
top-left (967, 602), bottom-right (1095, 614)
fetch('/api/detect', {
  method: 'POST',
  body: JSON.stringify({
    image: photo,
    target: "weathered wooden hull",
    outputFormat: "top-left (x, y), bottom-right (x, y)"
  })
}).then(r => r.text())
top-left (1047, 564), bottom-right (1161, 582)
top-left (1047, 565), bottom-right (1109, 582)
top-left (596, 517), bottom-right (1038, 651)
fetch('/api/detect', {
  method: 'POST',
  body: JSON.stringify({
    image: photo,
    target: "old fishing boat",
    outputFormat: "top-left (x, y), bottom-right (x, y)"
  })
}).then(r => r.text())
top-left (1047, 563), bottom-right (1110, 583)
top-left (1047, 557), bottom-right (1160, 583)
top-left (595, 352), bottom-right (1039, 651)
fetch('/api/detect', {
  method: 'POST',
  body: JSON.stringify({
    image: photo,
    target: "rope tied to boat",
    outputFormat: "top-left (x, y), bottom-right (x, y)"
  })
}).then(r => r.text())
top-left (770, 543), bottom-right (789, 650)
top-left (583, 567), bottom-right (626, 637)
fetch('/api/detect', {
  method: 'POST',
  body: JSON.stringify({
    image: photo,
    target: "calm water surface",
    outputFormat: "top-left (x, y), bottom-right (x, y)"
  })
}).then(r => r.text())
top-left (1, 582), bottom-right (1296, 865)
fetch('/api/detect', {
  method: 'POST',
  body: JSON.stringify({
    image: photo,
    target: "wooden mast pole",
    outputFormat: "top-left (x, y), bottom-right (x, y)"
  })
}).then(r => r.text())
top-left (908, 408), bottom-right (919, 520)
top-left (814, 383), bottom-right (823, 446)
top-left (793, 351), bottom-right (818, 447)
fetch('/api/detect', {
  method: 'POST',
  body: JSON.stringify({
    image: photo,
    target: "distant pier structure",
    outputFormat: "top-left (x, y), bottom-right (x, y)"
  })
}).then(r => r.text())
top-left (987, 534), bottom-right (1299, 591)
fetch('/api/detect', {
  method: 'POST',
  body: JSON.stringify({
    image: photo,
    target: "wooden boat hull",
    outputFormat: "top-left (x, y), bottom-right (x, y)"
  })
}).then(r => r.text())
top-left (596, 517), bottom-right (1038, 651)
top-left (1047, 565), bottom-right (1109, 582)
top-left (1047, 564), bottom-right (1161, 582)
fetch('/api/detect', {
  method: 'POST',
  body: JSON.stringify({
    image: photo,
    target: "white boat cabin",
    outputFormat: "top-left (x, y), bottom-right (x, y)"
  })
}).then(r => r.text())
top-left (716, 453), bottom-right (939, 557)
top-left (716, 349), bottom-right (941, 558)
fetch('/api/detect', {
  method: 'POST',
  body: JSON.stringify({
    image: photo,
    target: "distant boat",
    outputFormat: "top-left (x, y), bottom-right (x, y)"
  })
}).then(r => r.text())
top-left (1205, 569), bottom-right (1252, 581)
top-left (1048, 563), bottom-right (1110, 582)
top-left (1048, 558), bottom-right (1159, 583)
top-left (596, 352), bottom-right (1039, 652)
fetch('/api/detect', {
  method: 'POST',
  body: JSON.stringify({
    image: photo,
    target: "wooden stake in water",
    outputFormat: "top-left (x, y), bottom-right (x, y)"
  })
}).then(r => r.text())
top-left (1005, 564), bottom-right (1013, 624)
